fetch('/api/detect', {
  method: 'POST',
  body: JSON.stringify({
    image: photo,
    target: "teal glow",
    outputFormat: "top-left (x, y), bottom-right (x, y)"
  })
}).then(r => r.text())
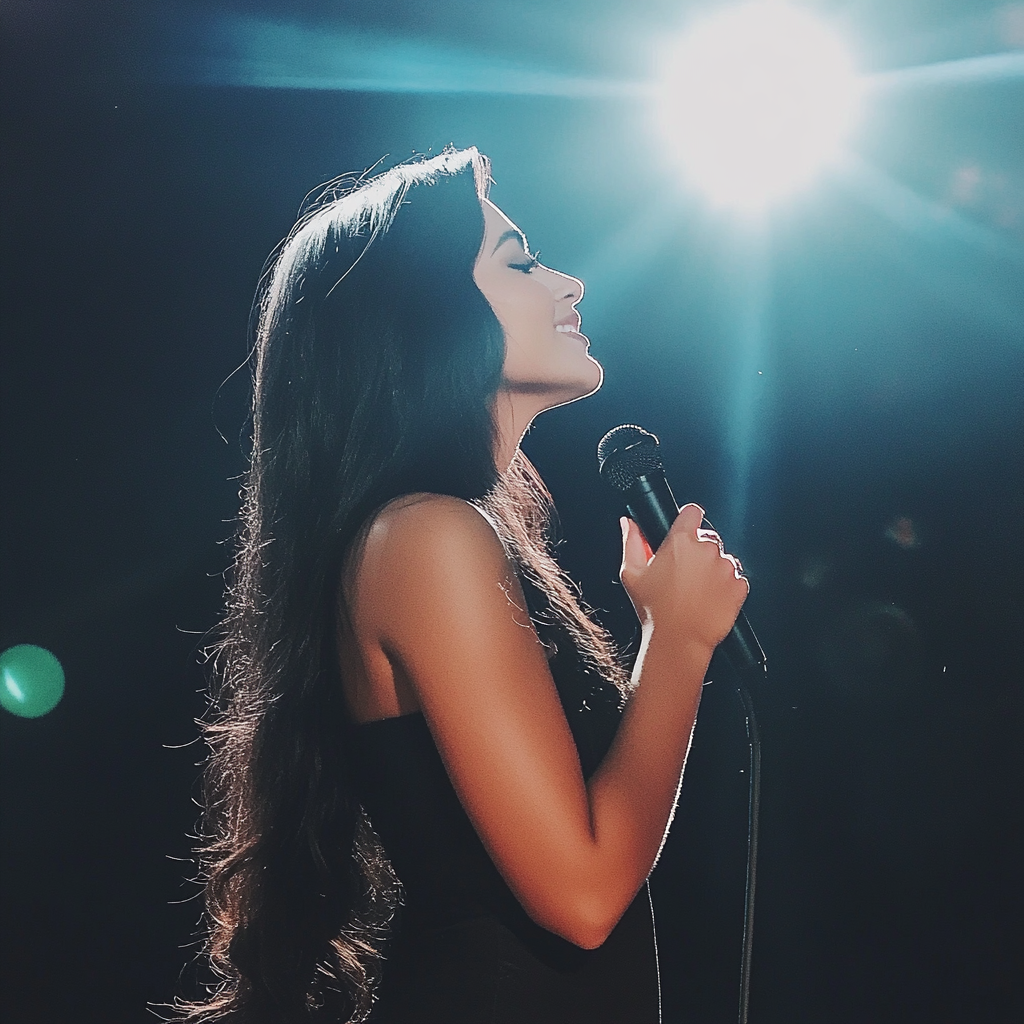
top-left (577, 201), bottom-right (686, 323)
top-left (722, 228), bottom-right (770, 548)
top-left (835, 156), bottom-right (1024, 336)
top-left (186, 14), bottom-right (646, 98)
top-left (866, 52), bottom-right (1024, 92)
top-left (0, 645), bottom-right (65, 719)
top-left (839, 156), bottom-right (1024, 268)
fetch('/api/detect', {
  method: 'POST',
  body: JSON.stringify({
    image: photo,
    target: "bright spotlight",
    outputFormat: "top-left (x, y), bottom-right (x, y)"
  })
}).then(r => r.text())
top-left (655, 2), bottom-right (861, 211)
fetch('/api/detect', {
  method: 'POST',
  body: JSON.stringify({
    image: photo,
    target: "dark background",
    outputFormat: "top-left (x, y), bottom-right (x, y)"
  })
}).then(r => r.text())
top-left (1, 2), bottom-right (1021, 1021)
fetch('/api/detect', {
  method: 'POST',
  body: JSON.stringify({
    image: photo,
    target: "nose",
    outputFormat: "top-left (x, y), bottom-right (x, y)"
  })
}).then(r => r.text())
top-left (550, 267), bottom-right (583, 305)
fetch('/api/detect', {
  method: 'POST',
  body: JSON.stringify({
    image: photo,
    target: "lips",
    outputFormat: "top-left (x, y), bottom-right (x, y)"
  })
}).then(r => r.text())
top-left (554, 321), bottom-right (589, 349)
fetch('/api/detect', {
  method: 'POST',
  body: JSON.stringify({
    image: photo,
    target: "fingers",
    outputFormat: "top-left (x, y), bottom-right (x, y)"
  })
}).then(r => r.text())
top-left (698, 528), bottom-right (748, 589)
top-left (691, 520), bottom-right (749, 594)
top-left (697, 528), bottom-right (724, 553)
top-left (725, 553), bottom-right (750, 593)
top-left (622, 506), bottom-right (747, 587)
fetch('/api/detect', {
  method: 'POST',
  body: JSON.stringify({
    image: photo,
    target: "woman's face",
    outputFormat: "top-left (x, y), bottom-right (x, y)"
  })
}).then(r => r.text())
top-left (474, 198), bottom-right (603, 407)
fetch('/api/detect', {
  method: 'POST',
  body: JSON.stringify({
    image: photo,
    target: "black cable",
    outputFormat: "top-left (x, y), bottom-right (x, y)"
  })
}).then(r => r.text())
top-left (735, 684), bottom-right (762, 1024)
top-left (593, 424), bottom-right (767, 1020)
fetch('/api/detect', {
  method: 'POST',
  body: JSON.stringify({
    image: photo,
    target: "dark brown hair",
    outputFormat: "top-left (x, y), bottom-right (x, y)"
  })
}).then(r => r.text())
top-left (179, 147), bottom-right (627, 1022)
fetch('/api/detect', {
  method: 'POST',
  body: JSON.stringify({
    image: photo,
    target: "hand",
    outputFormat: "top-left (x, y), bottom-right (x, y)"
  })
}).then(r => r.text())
top-left (619, 503), bottom-right (748, 655)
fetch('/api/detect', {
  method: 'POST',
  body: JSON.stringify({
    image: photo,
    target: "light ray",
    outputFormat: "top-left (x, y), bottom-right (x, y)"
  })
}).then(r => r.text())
top-left (165, 14), bottom-right (1024, 107)
top-left (576, 201), bottom-right (687, 324)
top-left (864, 51), bottom-right (1024, 92)
top-left (836, 156), bottom-right (1024, 336)
top-left (721, 228), bottom-right (770, 548)
top-left (838, 155), bottom-right (1024, 268)
top-left (172, 13), bottom-right (648, 98)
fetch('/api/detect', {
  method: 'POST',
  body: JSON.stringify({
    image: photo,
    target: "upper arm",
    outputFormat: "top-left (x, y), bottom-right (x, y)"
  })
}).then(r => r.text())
top-left (349, 495), bottom-right (610, 944)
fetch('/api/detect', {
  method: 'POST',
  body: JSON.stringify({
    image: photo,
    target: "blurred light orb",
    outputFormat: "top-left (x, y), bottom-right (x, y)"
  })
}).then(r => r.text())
top-left (0, 644), bottom-right (65, 718)
top-left (655, 1), bottom-right (861, 210)
top-left (885, 515), bottom-right (922, 550)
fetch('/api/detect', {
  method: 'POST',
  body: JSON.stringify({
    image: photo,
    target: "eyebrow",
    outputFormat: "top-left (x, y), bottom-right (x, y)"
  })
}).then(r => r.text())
top-left (491, 228), bottom-right (528, 255)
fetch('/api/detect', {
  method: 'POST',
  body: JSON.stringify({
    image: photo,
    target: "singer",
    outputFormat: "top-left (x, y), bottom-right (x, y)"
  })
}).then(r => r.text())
top-left (180, 147), bottom-right (748, 1023)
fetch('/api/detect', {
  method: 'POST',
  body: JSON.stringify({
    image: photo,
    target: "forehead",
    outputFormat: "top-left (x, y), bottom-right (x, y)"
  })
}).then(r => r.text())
top-left (480, 198), bottom-right (525, 247)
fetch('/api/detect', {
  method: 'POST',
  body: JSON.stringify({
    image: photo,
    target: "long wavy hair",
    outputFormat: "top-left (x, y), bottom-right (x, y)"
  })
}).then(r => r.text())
top-left (180, 147), bottom-right (628, 1023)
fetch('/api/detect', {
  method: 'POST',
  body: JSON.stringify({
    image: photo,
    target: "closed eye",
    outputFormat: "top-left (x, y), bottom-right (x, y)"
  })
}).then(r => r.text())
top-left (509, 252), bottom-right (541, 273)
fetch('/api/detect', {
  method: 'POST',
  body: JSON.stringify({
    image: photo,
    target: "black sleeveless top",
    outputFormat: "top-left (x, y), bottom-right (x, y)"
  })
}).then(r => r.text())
top-left (348, 577), bottom-right (661, 1023)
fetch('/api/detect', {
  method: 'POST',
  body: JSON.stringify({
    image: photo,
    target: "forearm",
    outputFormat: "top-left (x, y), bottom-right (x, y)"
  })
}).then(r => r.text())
top-left (580, 624), bottom-right (712, 934)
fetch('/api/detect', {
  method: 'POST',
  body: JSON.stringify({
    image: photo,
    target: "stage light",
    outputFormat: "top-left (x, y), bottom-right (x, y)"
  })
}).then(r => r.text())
top-left (0, 645), bottom-right (65, 718)
top-left (655, 2), bottom-right (861, 211)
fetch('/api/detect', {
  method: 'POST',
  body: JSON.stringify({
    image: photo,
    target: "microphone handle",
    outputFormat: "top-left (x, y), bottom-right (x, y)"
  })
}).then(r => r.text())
top-left (624, 473), bottom-right (766, 678)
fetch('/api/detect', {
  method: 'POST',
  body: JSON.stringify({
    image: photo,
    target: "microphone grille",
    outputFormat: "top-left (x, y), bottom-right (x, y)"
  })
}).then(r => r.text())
top-left (597, 424), bottom-right (663, 492)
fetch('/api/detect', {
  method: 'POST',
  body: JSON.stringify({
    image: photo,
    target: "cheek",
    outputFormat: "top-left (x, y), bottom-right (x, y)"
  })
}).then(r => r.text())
top-left (503, 280), bottom-right (555, 335)
top-left (478, 276), bottom-right (545, 337)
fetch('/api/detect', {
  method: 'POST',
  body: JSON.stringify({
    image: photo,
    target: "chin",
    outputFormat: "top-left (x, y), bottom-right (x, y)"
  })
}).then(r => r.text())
top-left (555, 356), bottom-right (604, 408)
top-left (579, 354), bottom-right (604, 397)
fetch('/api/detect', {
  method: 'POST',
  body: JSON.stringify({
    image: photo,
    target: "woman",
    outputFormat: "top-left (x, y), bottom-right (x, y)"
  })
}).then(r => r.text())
top-left (183, 146), bottom-right (747, 1023)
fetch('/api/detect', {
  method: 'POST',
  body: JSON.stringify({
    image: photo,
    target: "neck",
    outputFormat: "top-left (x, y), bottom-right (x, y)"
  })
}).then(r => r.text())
top-left (492, 389), bottom-right (548, 473)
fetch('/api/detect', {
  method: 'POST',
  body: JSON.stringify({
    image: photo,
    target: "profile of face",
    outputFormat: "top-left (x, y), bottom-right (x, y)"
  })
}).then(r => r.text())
top-left (473, 198), bottom-right (603, 411)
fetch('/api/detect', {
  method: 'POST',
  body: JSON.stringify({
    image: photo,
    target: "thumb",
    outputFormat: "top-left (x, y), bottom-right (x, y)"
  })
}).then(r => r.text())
top-left (620, 517), bottom-right (653, 578)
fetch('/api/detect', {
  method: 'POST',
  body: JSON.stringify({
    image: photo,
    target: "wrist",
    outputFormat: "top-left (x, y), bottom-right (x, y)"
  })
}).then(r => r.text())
top-left (636, 620), bottom-right (715, 681)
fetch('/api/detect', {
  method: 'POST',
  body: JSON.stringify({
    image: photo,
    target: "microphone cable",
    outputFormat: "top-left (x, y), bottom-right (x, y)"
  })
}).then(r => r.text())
top-left (735, 681), bottom-right (761, 1024)
top-left (598, 423), bottom-right (766, 1024)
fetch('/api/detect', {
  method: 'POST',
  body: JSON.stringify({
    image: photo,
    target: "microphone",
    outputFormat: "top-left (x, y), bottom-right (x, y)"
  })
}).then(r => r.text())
top-left (597, 424), bottom-right (766, 677)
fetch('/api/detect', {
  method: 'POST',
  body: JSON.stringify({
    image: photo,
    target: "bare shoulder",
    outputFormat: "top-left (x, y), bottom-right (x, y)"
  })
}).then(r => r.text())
top-left (355, 494), bottom-right (509, 586)
top-left (366, 492), bottom-right (503, 557)
top-left (346, 493), bottom-right (523, 635)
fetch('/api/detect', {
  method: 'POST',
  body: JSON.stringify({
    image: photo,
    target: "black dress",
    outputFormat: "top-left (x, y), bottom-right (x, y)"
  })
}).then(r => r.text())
top-left (348, 579), bottom-right (662, 1024)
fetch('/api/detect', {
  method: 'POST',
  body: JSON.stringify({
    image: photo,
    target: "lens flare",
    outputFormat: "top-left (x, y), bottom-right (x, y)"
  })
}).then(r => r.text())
top-left (655, 2), bottom-right (861, 210)
top-left (0, 645), bottom-right (65, 718)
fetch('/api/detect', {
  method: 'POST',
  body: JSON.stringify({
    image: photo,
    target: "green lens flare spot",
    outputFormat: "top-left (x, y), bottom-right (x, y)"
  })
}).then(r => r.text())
top-left (0, 645), bottom-right (66, 718)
